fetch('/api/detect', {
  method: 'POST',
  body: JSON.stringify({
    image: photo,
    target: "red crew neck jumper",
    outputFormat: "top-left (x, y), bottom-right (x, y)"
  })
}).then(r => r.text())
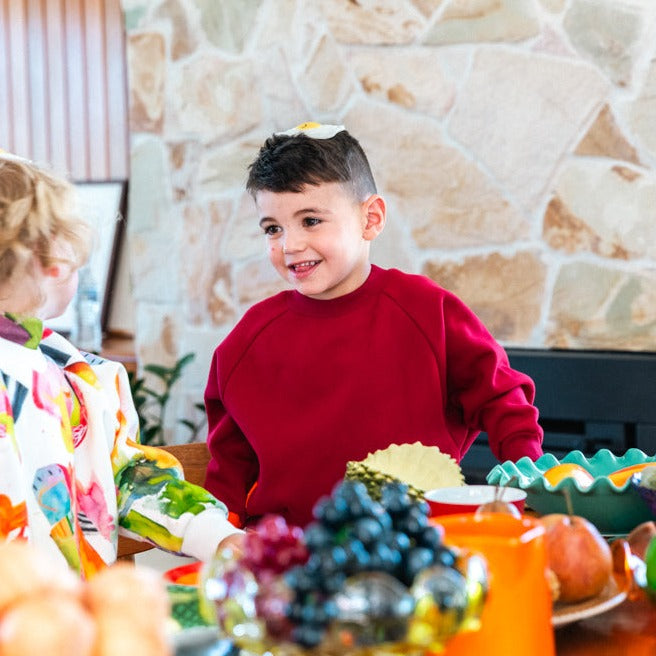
top-left (204, 266), bottom-right (543, 528)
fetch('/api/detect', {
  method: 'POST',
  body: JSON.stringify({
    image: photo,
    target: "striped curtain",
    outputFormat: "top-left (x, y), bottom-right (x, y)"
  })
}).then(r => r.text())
top-left (0, 0), bottom-right (128, 181)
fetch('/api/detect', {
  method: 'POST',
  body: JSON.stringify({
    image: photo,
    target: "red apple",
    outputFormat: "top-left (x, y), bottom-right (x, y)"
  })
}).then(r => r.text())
top-left (541, 513), bottom-right (612, 603)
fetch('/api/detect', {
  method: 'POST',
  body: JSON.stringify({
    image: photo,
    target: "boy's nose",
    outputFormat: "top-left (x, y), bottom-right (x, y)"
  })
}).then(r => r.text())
top-left (282, 231), bottom-right (304, 253)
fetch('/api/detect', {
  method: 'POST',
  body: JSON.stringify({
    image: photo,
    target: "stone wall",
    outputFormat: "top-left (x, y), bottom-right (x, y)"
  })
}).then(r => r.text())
top-left (121, 0), bottom-right (656, 442)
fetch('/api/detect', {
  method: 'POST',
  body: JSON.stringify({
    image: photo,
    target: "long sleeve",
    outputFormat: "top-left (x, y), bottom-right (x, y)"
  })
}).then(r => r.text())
top-left (88, 356), bottom-right (242, 562)
top-left (203, 351), bottom-right (259, 528)
top-left (439, 291), bottom-right (543, 462)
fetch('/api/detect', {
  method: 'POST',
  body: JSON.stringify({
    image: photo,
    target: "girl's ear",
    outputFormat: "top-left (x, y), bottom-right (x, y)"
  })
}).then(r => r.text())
top-left (40, 261), bottom-right (65, 279)
top-left (362, 194), bottom-right (386, 241)
top-left (39, 259), bottom-right (75, 285)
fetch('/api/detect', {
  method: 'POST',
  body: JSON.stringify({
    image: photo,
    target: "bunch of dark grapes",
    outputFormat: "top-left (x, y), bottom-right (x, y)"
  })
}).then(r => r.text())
top-left (283, 480), bottom-right (454, 647)
top-left (380, 482), bottom-right (456, 586)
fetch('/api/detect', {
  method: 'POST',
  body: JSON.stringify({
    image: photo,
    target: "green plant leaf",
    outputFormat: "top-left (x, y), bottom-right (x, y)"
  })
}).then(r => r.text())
top-left (128, 352), bottom-right (200, 446)
top-left (144, 363), bottom-right (172, 378)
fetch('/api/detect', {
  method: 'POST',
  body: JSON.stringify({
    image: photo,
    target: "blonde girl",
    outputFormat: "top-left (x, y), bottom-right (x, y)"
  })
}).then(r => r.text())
top-left (0, 155), bottom-right (242, 577)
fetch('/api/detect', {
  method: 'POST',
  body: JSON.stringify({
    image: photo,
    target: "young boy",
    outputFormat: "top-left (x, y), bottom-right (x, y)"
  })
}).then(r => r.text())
top-left (204, 122), bottom-right (543, 529)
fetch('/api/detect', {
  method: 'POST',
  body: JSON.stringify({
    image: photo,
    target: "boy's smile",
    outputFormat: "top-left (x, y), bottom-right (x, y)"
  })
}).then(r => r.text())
top-left (256, 182), bottom-right (386, 300)
top-left (287, 259), bottom-right (320, 277)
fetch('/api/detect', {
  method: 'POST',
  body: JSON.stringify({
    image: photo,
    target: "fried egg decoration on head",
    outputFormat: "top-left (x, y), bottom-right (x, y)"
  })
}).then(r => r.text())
top-left (276, 122), bottom-right (346, 139)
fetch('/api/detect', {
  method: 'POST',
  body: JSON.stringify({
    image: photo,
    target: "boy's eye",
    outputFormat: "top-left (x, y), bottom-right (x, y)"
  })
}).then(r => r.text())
top-left (303, 217), bottom-right (321, 227)
top-left (263, 224), bottom-right (281, 236)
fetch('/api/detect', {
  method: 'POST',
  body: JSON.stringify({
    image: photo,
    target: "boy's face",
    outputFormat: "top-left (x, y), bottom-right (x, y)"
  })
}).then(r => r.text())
top-left (256, 182), bottom-right (385, 300)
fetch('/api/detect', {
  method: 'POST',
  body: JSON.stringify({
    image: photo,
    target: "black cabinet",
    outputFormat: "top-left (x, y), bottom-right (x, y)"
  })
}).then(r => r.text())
top-left (460, 348), bottom-right (656, 483)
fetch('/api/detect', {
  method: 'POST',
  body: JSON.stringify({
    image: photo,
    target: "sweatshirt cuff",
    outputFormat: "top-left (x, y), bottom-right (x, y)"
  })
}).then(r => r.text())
top-left (498, 433), bottom-right (543, 463)
top-left (181, 507), bottom-right (245, 563)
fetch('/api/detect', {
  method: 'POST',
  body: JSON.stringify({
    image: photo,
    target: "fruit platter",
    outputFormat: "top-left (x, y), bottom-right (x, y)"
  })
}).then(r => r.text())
top-left (200, 479), bottom-right (488, 656)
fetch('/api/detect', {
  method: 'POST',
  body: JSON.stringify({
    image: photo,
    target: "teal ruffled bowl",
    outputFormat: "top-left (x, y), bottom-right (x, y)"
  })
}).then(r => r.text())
top-left (486, 448), bottom-right (656, 535)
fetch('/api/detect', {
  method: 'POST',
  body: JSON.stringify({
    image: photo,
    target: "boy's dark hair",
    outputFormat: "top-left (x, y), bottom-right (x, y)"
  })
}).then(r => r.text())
top-left (246, 129), bottom-right (377, 200)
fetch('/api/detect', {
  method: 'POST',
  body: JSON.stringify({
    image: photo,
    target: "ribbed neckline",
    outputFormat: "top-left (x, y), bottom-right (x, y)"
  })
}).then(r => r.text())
top-left (286, 265), bottom-right (385, 317)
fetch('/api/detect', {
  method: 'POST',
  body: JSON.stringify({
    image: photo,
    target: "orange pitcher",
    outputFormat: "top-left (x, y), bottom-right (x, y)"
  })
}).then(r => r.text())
top-left (435, 513), bottom-right (555, 656)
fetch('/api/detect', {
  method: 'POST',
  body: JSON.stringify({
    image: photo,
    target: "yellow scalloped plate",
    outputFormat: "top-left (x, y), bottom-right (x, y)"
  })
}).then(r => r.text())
top-left (358, 441), bottom-right (464, 491)
top-left (486, 449), bottom-right (656, 534)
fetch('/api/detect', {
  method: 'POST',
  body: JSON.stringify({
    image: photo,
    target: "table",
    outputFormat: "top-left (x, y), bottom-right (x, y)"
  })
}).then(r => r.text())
top-left (555, 590), bottom-right (656, 655)
top-left (100, 331), bottom-right (136, 373)
top-left (176, 591), bottom-right (656, 656)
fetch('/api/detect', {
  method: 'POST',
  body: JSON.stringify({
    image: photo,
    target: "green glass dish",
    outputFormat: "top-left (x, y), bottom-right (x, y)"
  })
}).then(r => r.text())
top-left (486, 448), bottom-right (656, 535)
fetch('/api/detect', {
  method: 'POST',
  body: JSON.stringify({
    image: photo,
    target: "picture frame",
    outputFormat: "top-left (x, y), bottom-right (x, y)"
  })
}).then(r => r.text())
top-left (46, 180), bottom-right (128, 335)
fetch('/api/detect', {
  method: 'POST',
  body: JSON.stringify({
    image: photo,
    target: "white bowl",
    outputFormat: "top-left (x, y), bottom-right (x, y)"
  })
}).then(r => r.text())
top-left (425, 485), bottom-right (527, 516)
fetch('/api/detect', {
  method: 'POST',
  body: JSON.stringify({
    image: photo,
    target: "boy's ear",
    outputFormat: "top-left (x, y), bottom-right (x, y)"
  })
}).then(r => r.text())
top-left (361, 194), bottom-right (386, 241)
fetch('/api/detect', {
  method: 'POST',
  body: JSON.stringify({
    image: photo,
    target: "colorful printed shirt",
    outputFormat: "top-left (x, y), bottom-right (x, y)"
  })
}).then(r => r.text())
top-left (0, 314), bottom-right (240, 578)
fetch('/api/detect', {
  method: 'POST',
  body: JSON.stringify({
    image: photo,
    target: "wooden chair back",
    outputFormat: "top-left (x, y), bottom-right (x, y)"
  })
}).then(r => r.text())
top-left (116, 441), bottom-right (211, 561)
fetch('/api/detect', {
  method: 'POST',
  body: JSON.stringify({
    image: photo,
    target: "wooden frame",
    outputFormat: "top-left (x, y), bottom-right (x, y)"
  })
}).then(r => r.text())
top-left (47, 180), bottom-right (128, 335)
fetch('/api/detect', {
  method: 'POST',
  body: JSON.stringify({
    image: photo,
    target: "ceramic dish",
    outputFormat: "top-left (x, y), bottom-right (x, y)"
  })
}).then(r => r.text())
top-left (165, 561), bottom-right (203, 587)
top-left (552, 576), bottom-right (627, 627)
top-left (486, 449), bottom-right (656, 534)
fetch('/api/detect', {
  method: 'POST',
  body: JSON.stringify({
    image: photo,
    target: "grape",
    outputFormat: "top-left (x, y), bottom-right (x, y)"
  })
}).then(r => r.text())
top-left (342, 538), bottom-right (371, 574)
top-left (254, 577), bottom-right (294, 641)
top-left (284, 565), bottom-right (321, 594)
top-left (392, 504), bottom-right (430, 537)
top-left (242, 514), bottom-right (308, 577)
top-left (346, 495), bottom-right (378, 519)
top-left (367, 541), bottom-right (402, 574)
top-left (369, 501), bottom-right (394, 532)
top-left (417, 525), bottom-right (443, 550)
top-left (402, 546), bottom-right (436, 586)
top-left (313, 496), bottom-right (351, 526)
top-left (303, 522), bottom-right (334, 550)
top-left (322, 571), bottom-right (347, 594)
top-left (257, 514), bottom-right (291, 540)
top-left (433, 545), bottom-right (457, 569)
top-left (332, 479), bottom-right (370, 502)
top-left (291, 623), bottom-right (325, 648)
top-left (348, 516), bottom-right (385, 545)
top-left (380, 482), bottom-right (414, 515)
top-left (306, 545), bottom-right (348, 579)
top-left (384, 530), bottom-right (412, 555)
top-left (298, 598), bottom-right (337, 625)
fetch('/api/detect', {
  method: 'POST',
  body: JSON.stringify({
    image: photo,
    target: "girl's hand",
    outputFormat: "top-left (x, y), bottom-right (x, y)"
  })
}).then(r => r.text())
top-left (216, 532), bottom-right (245, 558)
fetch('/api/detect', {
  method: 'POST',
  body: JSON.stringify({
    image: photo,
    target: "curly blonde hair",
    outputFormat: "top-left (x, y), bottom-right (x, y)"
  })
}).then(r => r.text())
top-left (0, 156), bottom-right (92, 311)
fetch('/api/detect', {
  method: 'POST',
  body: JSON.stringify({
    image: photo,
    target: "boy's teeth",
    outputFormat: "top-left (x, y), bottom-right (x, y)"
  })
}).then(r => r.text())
top-left (293, 261), bottom-right (317, 270)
